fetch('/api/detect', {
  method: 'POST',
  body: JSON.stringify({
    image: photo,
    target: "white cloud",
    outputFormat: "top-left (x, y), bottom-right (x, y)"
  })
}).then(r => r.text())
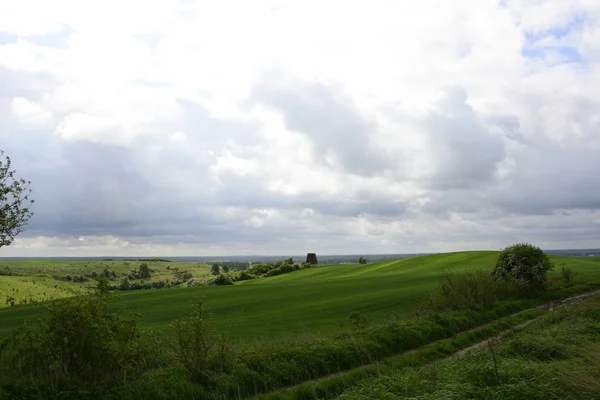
top-left (1, 0), bottom-right (600, 255)
top-left (10, 96), bottom-right (53, 125)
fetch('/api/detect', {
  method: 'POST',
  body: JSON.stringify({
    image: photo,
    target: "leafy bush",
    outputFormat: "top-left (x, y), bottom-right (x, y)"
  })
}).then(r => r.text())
top-left (171, 299), bottom-right (234, 385)
top-left (139, 263), bottom-right (151, 279)
top-left (264, 263), bottom-right (298, 277)
top-left (349, 311), bottom-right (369, 330)
top-left (0, 281), bottom-right (150, 391)
top-left (427, 270), bottom-right (518, 312)
top-left (120, 278), bottom-right (130, 290)
top-left (233, 271), bottom-right (255, 281)
top-left (213, 274), bottom-right (233, 286)
top-left (492, 243), bottom-right (554, 291)
top-left (560, 263), bottom-right (575, 287)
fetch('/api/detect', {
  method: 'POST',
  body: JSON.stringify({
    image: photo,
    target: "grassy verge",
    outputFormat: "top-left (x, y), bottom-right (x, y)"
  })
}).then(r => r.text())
top-left (204, 283), bottom-right (600, 398)
top-left (336, 294), bottom-right (600, 400)
top-left (256, 308), bottom-right (545, 399)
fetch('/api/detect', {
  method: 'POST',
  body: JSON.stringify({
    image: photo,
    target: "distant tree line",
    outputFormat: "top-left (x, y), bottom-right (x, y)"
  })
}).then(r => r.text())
top-left (207, 257), bottom-right (317, 286)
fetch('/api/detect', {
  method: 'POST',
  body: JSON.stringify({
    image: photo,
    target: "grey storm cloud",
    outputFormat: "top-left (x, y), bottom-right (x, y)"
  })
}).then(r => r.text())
top-left (250, 74), bottom-right (387, 177)
top-left (423, 87), bottom-right (506, 190)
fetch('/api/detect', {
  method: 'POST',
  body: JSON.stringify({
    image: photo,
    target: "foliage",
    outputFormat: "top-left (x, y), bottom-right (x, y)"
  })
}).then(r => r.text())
top-left (120, 278), bottom-right (130, 290)
top-left (138, 263), bottom-right (151, 279)
top-left (358, 256), bottom-right (367, 264)
top-left (212, 274), bottom-right (233, 286)
top-left (211, 264), bottom-right (220, 276)
top-left (171, 299), bottom-right (234, 385)
top-left (348, 311), bottom-right (369, 330)
top-left (335, 295), bottom-right (600, 400)
top-left (0, 282), bottom-right (146, 392)
top-left (492, 243), bottom-right (554, 291)
top-left (0, 150), bottom-right (34, 249)
top-left (427, 270), bottom-right (519, 312)
top-left (560, 263), bottom-right (575, 287)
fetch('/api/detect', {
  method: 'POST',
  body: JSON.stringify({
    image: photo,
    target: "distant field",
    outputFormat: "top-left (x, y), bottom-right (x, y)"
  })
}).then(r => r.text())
top-left (0, 259), bottom-right (212, 306)
top-left (1, 252), bottom-right (599, 341)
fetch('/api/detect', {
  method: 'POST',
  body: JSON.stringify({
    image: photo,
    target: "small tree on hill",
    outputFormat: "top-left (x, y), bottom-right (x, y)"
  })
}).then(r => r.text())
top-left (492, 243), bottom-right (554, 291)
top-left (358, 256), bottom-right (367, 264)
top-left (211, 264), bottom-right (220, 276)
top-left (1, 151), bottom-right (34, 249)
top-left (139, 263), bottom-right (151, 279)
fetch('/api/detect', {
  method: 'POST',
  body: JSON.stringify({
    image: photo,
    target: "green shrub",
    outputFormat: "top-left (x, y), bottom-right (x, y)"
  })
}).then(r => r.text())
top-left (493, 243), bottom-right (554, 291)
top-left (560, 263), bottom-right (575, 287)
top-left (233, 271), bottom-right (254, 281)
top-left (427, 270), bottom-right (518, 312)
top-left (349, 311), bottom-right (369, 330)
top-left (0, 285), bottom-right (148, 391)
top-left (139, 263), bottom-right (151, 279)
top-left (171, 299), bottom-right (234, 386)
top-left (120, 278), bottom-right (130, 290)
top-left (213, 274), bottom-right (233, 286)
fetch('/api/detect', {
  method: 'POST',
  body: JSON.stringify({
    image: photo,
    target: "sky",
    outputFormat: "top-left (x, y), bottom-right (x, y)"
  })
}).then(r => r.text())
top-left (1, 0), bottom-right (600, 257)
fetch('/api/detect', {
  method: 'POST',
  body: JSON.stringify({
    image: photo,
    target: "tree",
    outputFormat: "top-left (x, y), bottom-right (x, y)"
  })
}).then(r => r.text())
top-left (213, 274), bottom-right (233, 286)
top-left (139, 263), bottom-right (151, 279)
top-left (1, 151), bottom-right (34, 249)
top-left (358, 256), bottom-right (367, 264)
top-left (119, 278), bottom-right (130, 290)
top-left (222, 265), bottom-right (230, 273)
top-left (492, 243), bottom-right (554, 291)
top-left (211, 264), bottom-right (220, 276)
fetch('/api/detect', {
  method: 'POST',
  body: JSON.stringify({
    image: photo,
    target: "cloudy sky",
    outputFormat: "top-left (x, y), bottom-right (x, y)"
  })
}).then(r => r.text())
top-left (1, 0), bottom-right (600, 257)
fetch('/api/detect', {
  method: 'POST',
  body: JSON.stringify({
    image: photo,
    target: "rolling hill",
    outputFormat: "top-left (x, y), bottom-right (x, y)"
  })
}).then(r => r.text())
top-left (1, 251), bottom-right (599, 341)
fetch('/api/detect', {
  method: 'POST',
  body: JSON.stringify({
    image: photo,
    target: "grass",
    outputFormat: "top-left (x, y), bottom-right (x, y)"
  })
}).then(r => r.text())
top-left (0, 259), bottom-right (212, 307)
top-left (335, 294), bottom-right (600, 400)
top-left (1, 251), bottom-right (599, 341)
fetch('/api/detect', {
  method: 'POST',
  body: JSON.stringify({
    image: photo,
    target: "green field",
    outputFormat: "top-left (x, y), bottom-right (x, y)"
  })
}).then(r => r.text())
top-left (2, 251), bottom-right (599, 341)
top-left (0, 259), bottom-right (212, 307)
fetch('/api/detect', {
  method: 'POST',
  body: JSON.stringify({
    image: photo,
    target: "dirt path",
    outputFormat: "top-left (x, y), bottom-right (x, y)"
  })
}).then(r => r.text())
top-left (255, 289), bottom-right (600, 399)
top-left (454, 289), bottom-right (600, 357)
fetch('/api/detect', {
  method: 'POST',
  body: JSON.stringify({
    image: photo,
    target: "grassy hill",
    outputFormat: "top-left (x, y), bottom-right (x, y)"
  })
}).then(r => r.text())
top-left (1, 251), bottom-right (599, 341)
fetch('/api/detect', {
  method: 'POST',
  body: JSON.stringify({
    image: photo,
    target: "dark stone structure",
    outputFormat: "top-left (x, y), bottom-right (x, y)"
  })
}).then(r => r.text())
top-left (306, 253), bottom-right (318, 264)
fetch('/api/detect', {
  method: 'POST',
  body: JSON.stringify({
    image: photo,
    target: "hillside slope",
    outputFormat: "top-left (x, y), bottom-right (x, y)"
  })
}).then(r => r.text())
top-left (1, 252), bottom-right (599, 341)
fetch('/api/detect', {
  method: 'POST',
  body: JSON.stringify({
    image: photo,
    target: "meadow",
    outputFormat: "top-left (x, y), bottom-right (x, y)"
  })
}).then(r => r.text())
top-left (1, 249), bottom-right (600, 399)
top-left (1, 251), bottom-right (600, 341)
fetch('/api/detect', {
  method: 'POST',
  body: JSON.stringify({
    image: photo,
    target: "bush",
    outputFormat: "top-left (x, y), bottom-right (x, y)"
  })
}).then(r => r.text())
top-left (349, 311), bottom-right (369, 330)
top-left (120, 278), bottom-right (130, 290)
top-left (492, 243), bottom-right (554, 291)
top-left (560, 263), bottom-right (575, 287)
top-left (139, 263), bottom-right (151, 279)
top-left (427, 270), bottom-right (518, 312)
top-left (171, 299), bottom-right (234, 385)
top-left (0, 281), bottom-right (147, 391)
top-left (213, 274), bottom-right (233, 286)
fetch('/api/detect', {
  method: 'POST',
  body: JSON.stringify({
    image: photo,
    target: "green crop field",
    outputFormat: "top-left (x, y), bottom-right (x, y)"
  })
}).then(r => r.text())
top-left (0, 259), bottom-right (213, 307)
top-left (1, 251), bottom-right (599, 341)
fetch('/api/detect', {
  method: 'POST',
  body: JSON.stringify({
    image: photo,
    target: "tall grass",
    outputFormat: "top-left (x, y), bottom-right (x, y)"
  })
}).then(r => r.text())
top-left (426, 270), bottom-right (519, 312)
top-left (335, 294), bottom-right (600, 400)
